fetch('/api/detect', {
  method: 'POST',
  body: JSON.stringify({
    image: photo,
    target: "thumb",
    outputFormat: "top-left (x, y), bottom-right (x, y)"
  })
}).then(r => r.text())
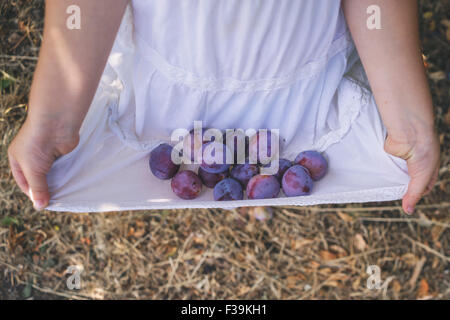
top-left (402, 171), bottom-right (429, 215)
top-left (22, 167), bottom-right (50, 210)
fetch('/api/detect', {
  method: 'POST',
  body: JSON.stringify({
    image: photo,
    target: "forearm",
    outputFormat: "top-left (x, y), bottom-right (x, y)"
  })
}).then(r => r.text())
top-left (342, 0), bottom-right (434, 142)
top-left (27, 0), bottom-right (129, 133)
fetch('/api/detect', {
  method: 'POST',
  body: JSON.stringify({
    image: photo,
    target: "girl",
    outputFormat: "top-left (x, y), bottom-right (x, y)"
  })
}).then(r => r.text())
top-left (8, 0), bottom-right (440, 213)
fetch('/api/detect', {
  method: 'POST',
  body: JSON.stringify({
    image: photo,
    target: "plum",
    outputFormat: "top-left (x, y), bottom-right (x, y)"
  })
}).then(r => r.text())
top-left (213, 178), bottom-right (244, 201)
top-left (171, 170), bottom-right (202, 200)
top-left (282, 165), bottom-right (313, 197)
top-left (198, 166), bottom-right (229, 188)
top-left (248, 130), bottom-right (279, 164)
top-left (246, 174), bottom-right (280, 199)
top-left (149, 143), bottom-right (180, 180)
top-left (262, 158), bottom-right (292, 182)
top-left (294, 150), bottom-right (328, 181)
top-left (223, 130), bottom-right (248, 164)
top-left (230, 163), bottom-right (259, 188)
top-left (200, 141), bottom-right (231, 173)
top-left (183, 128), bottom-right (209, 163)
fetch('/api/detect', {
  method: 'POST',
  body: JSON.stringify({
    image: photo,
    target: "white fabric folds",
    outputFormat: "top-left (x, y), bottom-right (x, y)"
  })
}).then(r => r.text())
top-left (46, 1), bottom-right (409, 212)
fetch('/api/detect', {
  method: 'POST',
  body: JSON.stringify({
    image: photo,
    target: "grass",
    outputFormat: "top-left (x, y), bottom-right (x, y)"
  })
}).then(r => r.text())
top-left (0, 0), bottom-right (449, 299)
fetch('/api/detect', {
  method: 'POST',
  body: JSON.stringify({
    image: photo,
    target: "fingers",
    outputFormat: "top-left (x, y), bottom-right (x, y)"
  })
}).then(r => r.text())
top-left (402, 165), bottom-right (438, 215)
top-left (21, 165), bottom-right (50, 211)
top-left (8, 154), bottom-right (30, 197)
top-left (402, 169), bottom-right (430, 215)
top-left (9, 147), bottom-right (50, 210)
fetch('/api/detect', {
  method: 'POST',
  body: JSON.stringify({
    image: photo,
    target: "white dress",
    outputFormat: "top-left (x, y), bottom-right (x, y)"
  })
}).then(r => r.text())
top-left (46, 0), bottom-right (409, 212)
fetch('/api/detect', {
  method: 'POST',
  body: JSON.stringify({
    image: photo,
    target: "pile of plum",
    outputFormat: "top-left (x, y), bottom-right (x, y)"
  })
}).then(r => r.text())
top-left (149, 129), bottom-right (328, 201)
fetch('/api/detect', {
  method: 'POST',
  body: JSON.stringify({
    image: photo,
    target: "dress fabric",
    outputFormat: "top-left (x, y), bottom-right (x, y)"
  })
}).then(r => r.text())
top-left (45, 1), bottom-right (410, 212)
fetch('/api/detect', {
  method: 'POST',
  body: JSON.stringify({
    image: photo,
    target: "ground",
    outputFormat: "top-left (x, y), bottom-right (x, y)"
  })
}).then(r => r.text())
top-left (0, 0), bottom-right (449, 300)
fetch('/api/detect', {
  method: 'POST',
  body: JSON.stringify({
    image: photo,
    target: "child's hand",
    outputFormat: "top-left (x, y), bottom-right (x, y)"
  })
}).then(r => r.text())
top-left (6, 0), bottom-right (128, 210)
top-left (384, 128), bottom-right (440, 215)
top-left (8, 117), bottom-right (79, 210)
top-left (343, 0), bottom-right (440, 214)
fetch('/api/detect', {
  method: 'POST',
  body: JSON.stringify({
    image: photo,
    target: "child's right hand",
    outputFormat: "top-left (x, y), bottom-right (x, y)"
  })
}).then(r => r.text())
top-left (8, 117), bottom-right (79, 210)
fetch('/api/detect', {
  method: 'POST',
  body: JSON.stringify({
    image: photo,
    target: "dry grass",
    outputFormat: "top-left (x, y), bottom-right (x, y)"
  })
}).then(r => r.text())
top-left (0, 0), bottom-right (449, 300)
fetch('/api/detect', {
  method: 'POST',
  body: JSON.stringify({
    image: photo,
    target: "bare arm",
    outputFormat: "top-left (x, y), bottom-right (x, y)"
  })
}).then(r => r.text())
top-left (29, 0), bottom-right (129, 132)
top-left (343, 0), bottom-right (440, 214)
top-left (8, 0), bottom-right (129, 209)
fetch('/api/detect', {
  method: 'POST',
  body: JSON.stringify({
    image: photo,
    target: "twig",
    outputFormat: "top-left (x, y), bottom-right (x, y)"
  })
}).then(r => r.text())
top-left (357, 217), bottom-right (450, 228)
top-left (283, 203), bottom-right (450, 213)
top-left (325, 247), bottom-right (389, 263)
top-left (408, 256), bottom-right (427, 289)
top-left (29, 283), bottom-right (89, 300)
top-left (0, 54), bottom-right (38, 61)
top-left (402, 234), bottom-right (450, 262)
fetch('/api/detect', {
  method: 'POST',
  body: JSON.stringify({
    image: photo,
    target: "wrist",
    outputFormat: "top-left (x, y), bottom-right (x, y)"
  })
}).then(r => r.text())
top-left (385, 112), bottom-right (435, 144)
top-left (25, 110), bottom-right (81, 146)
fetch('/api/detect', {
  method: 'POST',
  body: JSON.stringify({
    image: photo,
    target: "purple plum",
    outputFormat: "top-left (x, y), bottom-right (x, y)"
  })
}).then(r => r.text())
top-left (200, 141), bottom-right (231, 173)
top-left (248, 130), bottom-right (279, 164)
top-left (294, 150), bottom-right (328, 181)
top-left (230, 164), bottom-right (259, 188)
top-left (262, 158), bottom-right (292, 182)
top-left (171, 170), bottom-right (202, 200)
top-left (246, 174), bottom-right (280, 199)
top-left (149, 143), bottom-right (180, 180)
top-left (183, 128), bottom-right (209, 163)
top-left (223, 130), bottom-right (248, 164)
top-left (213, 178), bottom-right (244, 201)
top-left (198, 166), bottom-right (229, 188)
top-left (282, 165), bottom-right (313, 197)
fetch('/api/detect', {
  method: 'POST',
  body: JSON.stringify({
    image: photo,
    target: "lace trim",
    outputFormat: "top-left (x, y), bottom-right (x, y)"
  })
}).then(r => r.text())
top-left (312, 75), bottom-right (371, 152)
top-left (135, 31), bottom-right (354, 92)
top-left (46, 185), bottom-right (407, 212)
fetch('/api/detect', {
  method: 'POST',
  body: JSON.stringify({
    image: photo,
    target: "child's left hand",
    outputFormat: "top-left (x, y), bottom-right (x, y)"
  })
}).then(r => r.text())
top-left (384, 127), bottom-right (440, 214)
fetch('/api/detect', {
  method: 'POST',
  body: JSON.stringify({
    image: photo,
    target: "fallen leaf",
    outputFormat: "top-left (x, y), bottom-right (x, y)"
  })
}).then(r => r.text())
top-left (416, 279), bottom-right (429, 299)
top-left (393, 280), bottom-right (402, 293)
top-left (286, 275), bottom-right (304, 288)
top-left (320, 250), bottom-right (337, 261)
top-left (290, 238), bottom-right (314, 250)
top-left (423, 11), bottom-right (433, 19)
top-left (352, 278), bottom-right (361, 291)
top-left (428, 71), bottom-right (446, 81)
top-left (353, 234), bottom-right (367, 251)
top-left (432, 257), bottom-right (440, 269)
top-left (324, 280), bottom-right (340, 287)
top-left (319, 268), bottom-right (333, 275)
top-left (330, 245), bottom-right (347, 258)
top-left (337, 211), bottom-right (353, 222)
top-left (444, 109), bottom-right (450, 126)
top-left (193, 235), bottom-right (205, 245)
top-left (238, 285), bottom-right (251, 296)
top-left (165, 246), bottom-right (177, 257)
top-left (134, 227), bottom-right (146, 238)
top-left (127, 227), bottom-right (135, 238)
top-left (236, 252), bottom-right (245, 262)
top-left (401, 253), bottom-right (418, 266)
top-left (442, 20), bottom-right (450, 41)
top-left (430, 226), bottom-right (444, 247)
top-left (428, 20), bottom-right (436, 32)
top-left (248, 206), bottom-right (273, 221)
